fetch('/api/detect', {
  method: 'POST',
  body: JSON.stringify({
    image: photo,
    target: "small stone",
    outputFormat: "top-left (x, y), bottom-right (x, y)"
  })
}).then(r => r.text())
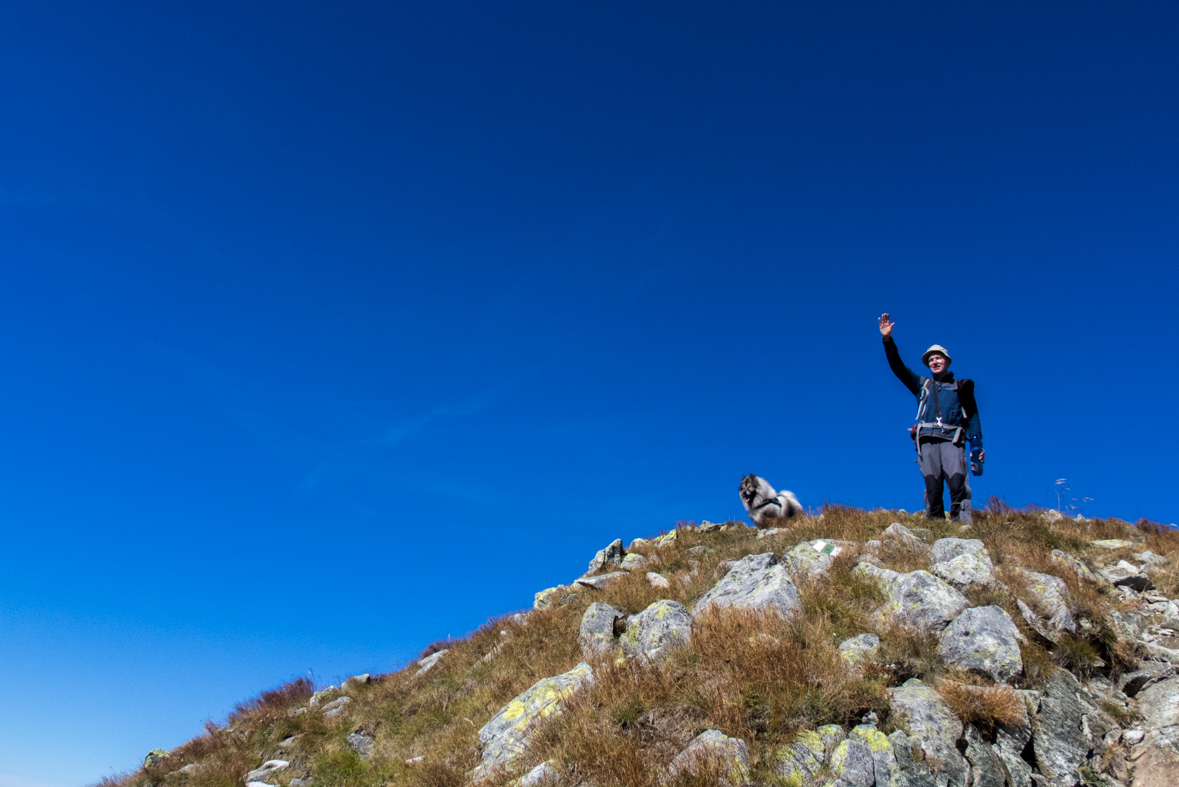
top-left (855, 564), bottom-right (968, 632)
top-left (756, 527), bottom-right (785, 539)
top-left (646, 571), bottom-right (670, 588)
top-left (414, 650), bottom-right (448, 678)
top-left (290, 780), bottom-right (312, 787)
top-left (1049, 549), bottom-right (1104, 585)
top-left (838, 633), bottom-right (880, 670)
top-left (346, 732), bottom-right (374, 760)
top-left (620, 553), bottom-right (648, 571)
top-left (321, 696), bottom-right (352, 718)
top-left (574, 571), bottom-right (627, 590)
top-left (1091, 539), bottom-right (1133, 549)
top-left (179, 764), bottom-right (201, 774)
top-left (1123, 728), bottom-right (1145, 745)
top-left (143, 749), bottom-right (172, 769)
top-left (1136, 550), bottom-right (1167, 566)
top-left (888, 679), bottom-right (968, 787)
top-left (533, 587), bottom-right (564, 610)
top-left (245, 761), bottom-right (289, 782)
top-left (781, 539), bottom-right (855, 582)
top-left (520, 761), bottom-right (560, 786)
top-left (818, 724), bottom-right (847, 758)
top-left (884, 522), bottom-right (926, 548)
top-left (667, 730), bottom-right (750, 787)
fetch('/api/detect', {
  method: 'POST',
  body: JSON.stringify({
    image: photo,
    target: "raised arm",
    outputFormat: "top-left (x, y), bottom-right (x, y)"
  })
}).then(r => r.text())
top-left (879, 313), bottom-right (922, 396)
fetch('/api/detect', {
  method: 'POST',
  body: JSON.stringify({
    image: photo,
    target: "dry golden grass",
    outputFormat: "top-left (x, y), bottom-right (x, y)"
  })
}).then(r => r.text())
top-left (97, 507), bottom-right (1179, 787)
top-left (934, 678), bottom-right (1025, 736)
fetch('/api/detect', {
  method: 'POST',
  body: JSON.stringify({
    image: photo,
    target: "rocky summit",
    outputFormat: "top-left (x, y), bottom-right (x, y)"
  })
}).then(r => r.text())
top-left (117, 508), bottom-right (1178, 787)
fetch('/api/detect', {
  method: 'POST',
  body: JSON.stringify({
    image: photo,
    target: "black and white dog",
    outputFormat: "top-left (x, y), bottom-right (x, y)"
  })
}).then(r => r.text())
top-left (739, 473), bottom-right (803, 527)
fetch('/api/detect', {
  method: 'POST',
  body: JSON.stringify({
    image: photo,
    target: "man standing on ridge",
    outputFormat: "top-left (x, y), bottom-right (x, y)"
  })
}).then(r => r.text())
top-left (878, 313), bottom-right (984, 522)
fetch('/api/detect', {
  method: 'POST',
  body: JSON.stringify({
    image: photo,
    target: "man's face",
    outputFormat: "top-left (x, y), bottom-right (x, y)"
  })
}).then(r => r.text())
top-left (927, 353), bottom-right (949, 374)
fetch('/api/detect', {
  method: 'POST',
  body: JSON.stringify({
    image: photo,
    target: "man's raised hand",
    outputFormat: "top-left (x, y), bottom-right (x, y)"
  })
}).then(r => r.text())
top-left (878, 313), bottom-right (895, 338)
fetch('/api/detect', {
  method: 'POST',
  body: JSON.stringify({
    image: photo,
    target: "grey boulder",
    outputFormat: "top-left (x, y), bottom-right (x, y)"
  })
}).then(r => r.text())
top-left (938, 605), bottom-right (1024, 683)
top-left (578, 602), bottom-right (625, 660)
top-left (888, 679), bottom-right (968, 787)
top-left (474, 662), bottom-right (594, 778)
top-left (1130, 675), bottom-right (1179, 787)
top-left (1020, 571), bottom-right (1076, 633)
top-left (692, 553), bottom-right (801, 620)
top-left (854, 564), bottom-right (969, 632)
top-left (932, 553), bottom-right (999, 590)
top-left (1030, 670), bottom-right (1089, 787)
top-left (586, 538), bottom-right (625, 574)
top-left (620, 600), bottom-right (691, 664)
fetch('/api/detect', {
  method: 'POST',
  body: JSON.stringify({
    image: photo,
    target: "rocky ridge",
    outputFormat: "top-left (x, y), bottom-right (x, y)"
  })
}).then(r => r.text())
top-left (123, 510), bottom-right (1178, 787)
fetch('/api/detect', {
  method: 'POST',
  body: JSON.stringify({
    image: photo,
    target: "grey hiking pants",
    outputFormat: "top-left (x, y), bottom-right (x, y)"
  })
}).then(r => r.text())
top-left (919, 440), bottom-right (972, 522)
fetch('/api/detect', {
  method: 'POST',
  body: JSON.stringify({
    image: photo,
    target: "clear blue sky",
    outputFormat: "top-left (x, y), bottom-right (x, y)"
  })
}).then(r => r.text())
top-left (1, 2), bottom-right (1176, 784)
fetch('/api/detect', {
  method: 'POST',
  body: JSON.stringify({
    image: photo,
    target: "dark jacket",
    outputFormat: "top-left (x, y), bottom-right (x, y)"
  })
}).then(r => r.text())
top-left (883, 336), bottom-right (982, 451)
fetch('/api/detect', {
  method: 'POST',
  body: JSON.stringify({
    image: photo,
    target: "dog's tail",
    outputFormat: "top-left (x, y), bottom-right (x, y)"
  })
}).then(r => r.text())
top-left (776, 491), bottom-right (803, 518)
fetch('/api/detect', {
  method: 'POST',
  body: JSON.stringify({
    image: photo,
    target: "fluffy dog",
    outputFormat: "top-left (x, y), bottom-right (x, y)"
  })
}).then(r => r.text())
top-left (739, 473), bottom-right (803, 527)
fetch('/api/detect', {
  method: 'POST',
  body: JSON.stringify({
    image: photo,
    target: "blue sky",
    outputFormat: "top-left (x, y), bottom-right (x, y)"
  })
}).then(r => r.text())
top-left (1, 2), bottom-right (1177, 784)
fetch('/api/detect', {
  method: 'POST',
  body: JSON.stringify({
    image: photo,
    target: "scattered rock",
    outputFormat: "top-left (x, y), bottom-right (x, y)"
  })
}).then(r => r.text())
top-left (818, 724), bottom-right (847, 759)
top-left (993, 692), bottom-right (1036, 787)
top-left (667, 729), bottom-right (750, 787)
top-left (828, 737), bottom-right (875, 787)
top-left (930, 538), bottom-right (992, 568)
top-left (1131, 675), bottom-right (1179, 787)
top-left (888, 679), bottom-right (968, 787)
top-left (620, 600), bottom-right (691, 664)
top-left (646, 571), bottom-right (670, 589)
top-left (178, 764), bottom-right (201, 774)
top-left (346, 732), bottom-right (374, 760)
top-left (579, 602), bottom-right (626, 660)
top-left (1049, 550), bottom-right (1104, 585)
top-left (931, 552), bottom-right (999, 590)
top-left (963, 725), bottom-right (1005, 787)
top-left (620, 552), bottom-right (648, 571)
top-left (1101, 559), bottom-right (1141, 584)
top-left (1030, 670), bottom-right (1089, 787)
top-left (938, 605), bottom-right (1024, 683)
top-left (1043, 509), bottom-right (1063, 522)
top-left (1136, 550), bottom-right (1167, 566)
top-left (781, 539), bottom-right (854, 582)
top-left (473, 662), bottom-right (594, 778)
top-left (245, 761), bottom-right (289, 782)
top-left (414, 649), bottom-right (449, 678)
top-left (849, 724), bottom-right (900, 787)
top-left (1019, 571), bottom-right (1076, 633)
top-left (587, 538), bottom-right (625, 574)
top-left (773, 729), bottom-right (826, 783)
top-left (534, 587), bottom-right (565, 610)
top-left (143, 749), bottom-right (172, 769)
top-left (321, 696), bottom-right (352, 718)
top-left (756, 527), bottom-right (785, 539)
top-left (520, 761), bottom-right (560, 786)
top-left (692, 552), bottom-right (801, 620)
top-left (884, 522), bottom-right (926, 548)
top-left (854, 564), bottom-right (968, 632)
top-left (290, 780), bottom-right (312, 787)
top-left (1090, 539), bottom-right (1133, 550)
top-left (838, 633), bottom-right (880, 671)
top-left (575, 572), bottom-right (627, 590)
top-left (341, 674), bottom-right (371, 691)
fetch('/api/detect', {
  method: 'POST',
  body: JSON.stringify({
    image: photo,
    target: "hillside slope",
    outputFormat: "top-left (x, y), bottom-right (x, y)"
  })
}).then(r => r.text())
top-left (107, 506), bottom-right (1179, 787)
